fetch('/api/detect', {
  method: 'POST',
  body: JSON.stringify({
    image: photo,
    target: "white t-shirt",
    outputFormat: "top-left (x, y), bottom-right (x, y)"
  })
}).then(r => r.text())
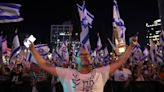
top-left (113, 68), bottom-right (132, 81)
top-left (56, 65), bottom-right (110, 92)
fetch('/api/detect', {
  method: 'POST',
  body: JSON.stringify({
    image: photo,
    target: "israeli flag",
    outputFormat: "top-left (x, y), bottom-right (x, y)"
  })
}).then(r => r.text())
top-left (34, 44), bottom-right (49, 57)
top-left (113, 0), bottom-right (126, 44)
top-left (26, 44), bottom-right (50, 63)
top-left (77, 1), bottom-right (94, 51)
top-left (26, 51), bottom-right (38, 64)
top-left (51, 47), bottom-right (65, 67)
top-left (130, 44), bottom-right (143, 63)
top-left (0, 3), bottom-right (23, 23)
top-left (9, 31), bottom-right (21, 63)
top-left (26, 51), bottom-right (32, 62)
top-left (140, 47), bottom-right (149, 62)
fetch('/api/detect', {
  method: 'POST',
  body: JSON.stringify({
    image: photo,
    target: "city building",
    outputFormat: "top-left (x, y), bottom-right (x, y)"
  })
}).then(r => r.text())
top-left (146, 19), bottom-right (162, 46)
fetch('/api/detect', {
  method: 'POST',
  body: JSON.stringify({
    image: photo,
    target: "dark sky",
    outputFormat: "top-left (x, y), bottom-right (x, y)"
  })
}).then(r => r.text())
top-left (0, 0), bottom-right (160, 50)
top-left (117, 0), bottom-right (159, 48)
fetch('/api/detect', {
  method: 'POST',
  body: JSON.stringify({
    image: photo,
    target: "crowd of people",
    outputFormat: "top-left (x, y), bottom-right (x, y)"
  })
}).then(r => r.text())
top-left (0, 36), bottom-right (163, 92)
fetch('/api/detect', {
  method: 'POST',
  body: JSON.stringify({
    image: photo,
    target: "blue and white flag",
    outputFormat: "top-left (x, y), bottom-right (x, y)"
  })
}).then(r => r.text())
top-left (143, 47), bottom-right (149, 56)
top-left (0, 3), bottom-right (23, 23)
top-left (52, 47), bottom-right (65, 67)
top-left (77, 1), bottom-right (94, 52)
top-left (58, 41), bottom-right (69, 62)
top-left (113, 0), bottom-right (126, 38)
top-left (26, 51), bottom-right (32, 62)
top-left (26, 44), bottom-right (50, 63)
top-left (139, 47), bottom-right (149, 62)
top-left (113, 0), bottom-right (126, 55)
top-left (9, 31), bottom-right (21, 63)
top-left (34, 44), bottom-right (50, 62)
top-left (130, 44), bottom-right (143, 63)
top-left (26, 51), bottom-right (39, 64)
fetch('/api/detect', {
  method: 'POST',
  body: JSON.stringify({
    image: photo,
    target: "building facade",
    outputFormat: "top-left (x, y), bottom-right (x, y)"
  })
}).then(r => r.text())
top-left (146, 19), bottom-right (162, 46)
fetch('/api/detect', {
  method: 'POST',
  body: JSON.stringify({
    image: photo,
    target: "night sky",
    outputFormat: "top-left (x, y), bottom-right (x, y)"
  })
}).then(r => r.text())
top-left (0, 0), bottom-right (160, 50)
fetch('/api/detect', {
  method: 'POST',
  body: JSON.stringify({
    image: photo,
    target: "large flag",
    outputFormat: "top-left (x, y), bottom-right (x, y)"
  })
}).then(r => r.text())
top-left (0, 3), bottom-right (23, 23)
top-left (77, 1), bottom-right (94, 52)
top-left (113, 0), bottom-right (126, 55)
top-left (9, 31), bottom-right (21, 63)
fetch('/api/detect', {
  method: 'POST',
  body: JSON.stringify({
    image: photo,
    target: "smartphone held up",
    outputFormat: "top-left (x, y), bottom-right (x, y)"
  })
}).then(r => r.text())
top-left (24, 35), bottom-right (36, 48)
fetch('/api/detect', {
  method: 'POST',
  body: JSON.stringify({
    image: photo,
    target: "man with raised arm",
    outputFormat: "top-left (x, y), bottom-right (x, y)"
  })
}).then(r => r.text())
top-left (29, 37), bottom-right (137, 92)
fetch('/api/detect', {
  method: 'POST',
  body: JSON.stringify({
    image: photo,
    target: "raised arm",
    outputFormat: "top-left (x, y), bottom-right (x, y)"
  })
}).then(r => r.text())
top-left (109, 37), bottom-right (136, 75)
top-left (29, 42), bottom-right (58, 76)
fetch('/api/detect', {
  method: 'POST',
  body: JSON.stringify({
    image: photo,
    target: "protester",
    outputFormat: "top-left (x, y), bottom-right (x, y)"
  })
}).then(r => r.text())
top-left (28, 36), bottom-right (137, 92)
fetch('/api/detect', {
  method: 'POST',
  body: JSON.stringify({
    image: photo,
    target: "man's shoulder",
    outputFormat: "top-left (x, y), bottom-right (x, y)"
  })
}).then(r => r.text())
top-left (93, 65), bottom-right (110, 73)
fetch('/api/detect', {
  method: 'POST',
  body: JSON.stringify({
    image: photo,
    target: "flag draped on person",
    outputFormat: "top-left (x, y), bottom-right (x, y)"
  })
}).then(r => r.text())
top-left (9, 31), bottom-right (21, 63)
top-left (0, 3), bottom-right (23, 23)
top-left (113, 0), bottom-right (126, 55)
top-left (77, 1), bottom-right (94, 52)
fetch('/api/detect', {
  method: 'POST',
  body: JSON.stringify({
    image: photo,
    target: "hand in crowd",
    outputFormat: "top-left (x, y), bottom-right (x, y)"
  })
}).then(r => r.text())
top-left (28, 41), bottom-right (35, 51)
top-left (129, 36), bottom-right (138, 46)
